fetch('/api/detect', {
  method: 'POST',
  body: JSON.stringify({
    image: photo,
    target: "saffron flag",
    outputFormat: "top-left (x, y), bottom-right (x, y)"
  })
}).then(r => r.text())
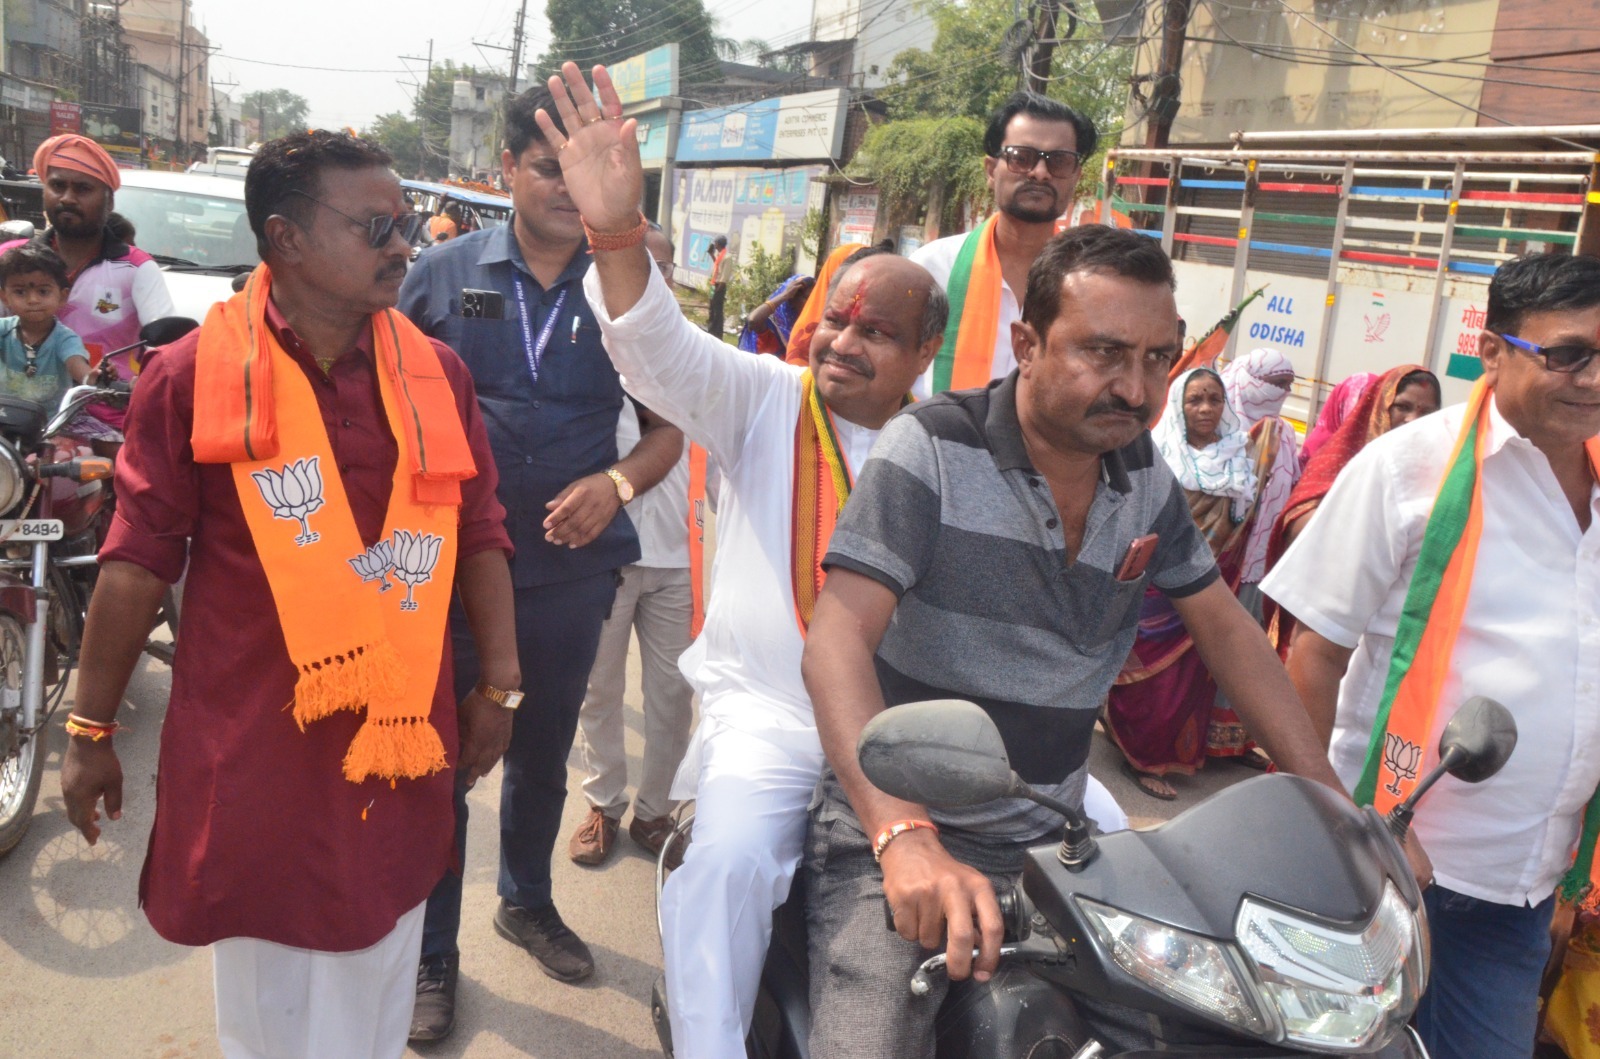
top-left (1168, 285), bottom-right (1269, 382)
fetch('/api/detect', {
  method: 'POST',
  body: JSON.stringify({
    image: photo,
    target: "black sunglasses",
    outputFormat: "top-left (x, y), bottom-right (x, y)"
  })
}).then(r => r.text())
top-left (288, 189), bottom-right (426, 249)
top-left (1494, 332), bottom-right (1600, 375)
top-left (998, 145), bottom-right (1083, 178)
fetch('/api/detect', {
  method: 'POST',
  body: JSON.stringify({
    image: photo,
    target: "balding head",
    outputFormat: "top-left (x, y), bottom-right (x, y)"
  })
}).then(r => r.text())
top-left (809, 254), bottom-right (946, 429)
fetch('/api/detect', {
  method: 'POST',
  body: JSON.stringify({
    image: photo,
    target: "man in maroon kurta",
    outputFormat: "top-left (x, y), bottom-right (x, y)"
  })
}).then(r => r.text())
top-left (60, 131), bottom-right (521, 1058)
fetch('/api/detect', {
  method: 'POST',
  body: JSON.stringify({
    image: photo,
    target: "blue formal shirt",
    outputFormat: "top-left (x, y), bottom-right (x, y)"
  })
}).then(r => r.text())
top-left (398, 223), bottom-right (639, 588)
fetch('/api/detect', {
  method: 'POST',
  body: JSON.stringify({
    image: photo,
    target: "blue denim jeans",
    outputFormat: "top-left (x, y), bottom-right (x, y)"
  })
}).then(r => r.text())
top-left (1413, 884), bottom-right (1556, 1059)
top-left (420, 570), bottom-right (618, 960)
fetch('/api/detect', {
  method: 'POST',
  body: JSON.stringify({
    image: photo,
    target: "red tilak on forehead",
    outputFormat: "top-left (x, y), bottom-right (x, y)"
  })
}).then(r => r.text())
top-left (848, 279), bottom-right (867, 321)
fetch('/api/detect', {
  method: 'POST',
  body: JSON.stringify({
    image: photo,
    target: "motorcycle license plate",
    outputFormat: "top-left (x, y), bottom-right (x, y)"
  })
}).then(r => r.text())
top-left (0, 520), bottom-right (64, 541)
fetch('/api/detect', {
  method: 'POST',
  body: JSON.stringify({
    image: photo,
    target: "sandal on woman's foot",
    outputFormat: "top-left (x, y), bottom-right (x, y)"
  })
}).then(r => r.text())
top-left (1122, 761), bottom-right (1177, 801)
top-left (1240, 749), bottom-right (1273, 771)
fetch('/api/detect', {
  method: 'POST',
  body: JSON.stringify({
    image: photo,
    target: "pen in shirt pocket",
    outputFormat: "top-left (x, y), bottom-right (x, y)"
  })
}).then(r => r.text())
top-left (570, 317), bottom-right (579, 344)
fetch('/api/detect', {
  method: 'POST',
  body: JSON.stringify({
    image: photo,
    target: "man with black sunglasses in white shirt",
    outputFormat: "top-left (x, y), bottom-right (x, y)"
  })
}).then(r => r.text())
top-left (910, 92), bottom-right (1095, 398)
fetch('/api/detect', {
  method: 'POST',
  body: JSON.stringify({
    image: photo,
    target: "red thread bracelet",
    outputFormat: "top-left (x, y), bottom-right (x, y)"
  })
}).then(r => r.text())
top-left (582, 211), bottom-right (649, 252)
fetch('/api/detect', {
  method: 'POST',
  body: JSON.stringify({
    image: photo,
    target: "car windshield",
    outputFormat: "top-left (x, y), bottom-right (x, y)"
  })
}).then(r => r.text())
top-left (115, 184), bottom-right (258, 269)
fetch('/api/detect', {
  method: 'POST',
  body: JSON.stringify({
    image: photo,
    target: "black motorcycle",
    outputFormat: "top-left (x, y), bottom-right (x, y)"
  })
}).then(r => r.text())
top-left (0, 317), bottom-right (195, 856)
top-left (651, 696), bottom-right (1517, 1058)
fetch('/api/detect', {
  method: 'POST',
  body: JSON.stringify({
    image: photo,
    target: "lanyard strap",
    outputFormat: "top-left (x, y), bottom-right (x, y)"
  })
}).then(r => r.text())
top-left (512, 274), bottom-right (568, 390)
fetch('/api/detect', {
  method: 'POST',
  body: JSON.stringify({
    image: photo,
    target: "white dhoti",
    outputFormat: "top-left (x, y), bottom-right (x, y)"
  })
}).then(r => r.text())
top-left (212, 899), bottom-right (425, 1059)
top-left (661, 712), bottom-right (827, 1059)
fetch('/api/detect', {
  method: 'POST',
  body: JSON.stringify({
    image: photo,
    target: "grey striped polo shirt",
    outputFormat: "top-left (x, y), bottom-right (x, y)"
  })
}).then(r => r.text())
top-left (824, 372), bottom-right (1219, 840)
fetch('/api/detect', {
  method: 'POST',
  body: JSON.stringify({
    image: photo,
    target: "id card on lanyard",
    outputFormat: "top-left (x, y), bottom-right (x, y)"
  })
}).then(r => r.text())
top-left (512, 273), bottom-right (569, 389)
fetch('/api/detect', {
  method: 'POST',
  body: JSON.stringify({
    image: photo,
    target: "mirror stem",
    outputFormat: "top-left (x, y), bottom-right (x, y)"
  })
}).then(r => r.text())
top-left (1005, 773), bottom-right (1098, 871)
top-left (1386, 745), bottom-right (1464, 840)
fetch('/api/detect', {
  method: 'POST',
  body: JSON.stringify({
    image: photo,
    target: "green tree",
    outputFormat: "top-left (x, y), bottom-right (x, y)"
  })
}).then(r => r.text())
top-left (364, 111), bottom-right (425, 177)
top-left (534, 0), bottom-right (723, 87)
top-left (851, 0), bottom-right (1135, 231)
top-left (239, 89), bottom-right (311, 141)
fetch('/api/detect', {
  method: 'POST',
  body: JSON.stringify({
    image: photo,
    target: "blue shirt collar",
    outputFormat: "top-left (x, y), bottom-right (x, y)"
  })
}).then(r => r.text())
top-left (478, 219), bottom-right (590, 288)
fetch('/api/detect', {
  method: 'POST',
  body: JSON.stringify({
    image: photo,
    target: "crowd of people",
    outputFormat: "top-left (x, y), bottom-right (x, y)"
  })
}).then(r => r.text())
top-left (6, 51), bottom-right (1592, 1059)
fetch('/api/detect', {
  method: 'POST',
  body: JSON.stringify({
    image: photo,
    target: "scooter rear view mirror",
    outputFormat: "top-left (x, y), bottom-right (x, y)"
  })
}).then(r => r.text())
top-left (1387, 696), bottom-right (1516, 841)
top-left (138, 316), bottom-right (200, 349)
top-left (857, 699), bottom-right (1014, 808)
top-left (1437, 695), bottom-right (1517, 784)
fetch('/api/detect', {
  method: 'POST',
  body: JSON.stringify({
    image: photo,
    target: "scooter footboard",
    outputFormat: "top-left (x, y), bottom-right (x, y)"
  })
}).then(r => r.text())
top-left (934, 963), bottom-right (1090, 1059)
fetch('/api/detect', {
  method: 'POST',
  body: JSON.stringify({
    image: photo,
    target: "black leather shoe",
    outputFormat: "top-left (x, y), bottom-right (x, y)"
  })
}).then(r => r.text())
top-left (493, 900), bottom-right (595, 982)
top-left (408, 953), bottom-right (459, 1042)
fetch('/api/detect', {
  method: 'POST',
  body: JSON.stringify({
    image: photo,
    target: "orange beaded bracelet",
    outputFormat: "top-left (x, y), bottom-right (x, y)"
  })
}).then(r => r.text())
top-left (873, 819), bottom-right (939, 864)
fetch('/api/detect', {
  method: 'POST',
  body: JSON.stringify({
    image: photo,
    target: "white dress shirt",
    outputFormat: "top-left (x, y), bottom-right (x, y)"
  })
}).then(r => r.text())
top-left (1261, 397), bottom-right (1600, 906)
top-left (584, 266), bottom-right (880, 764)
top-left (910, 231), bottom-right (1020, 398)
top-left (614, 401), bottom-right (690, 569)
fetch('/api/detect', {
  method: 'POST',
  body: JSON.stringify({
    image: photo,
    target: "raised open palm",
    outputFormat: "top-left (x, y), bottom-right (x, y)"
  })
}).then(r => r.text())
top-left (534, 63), bottom-right (644, 233)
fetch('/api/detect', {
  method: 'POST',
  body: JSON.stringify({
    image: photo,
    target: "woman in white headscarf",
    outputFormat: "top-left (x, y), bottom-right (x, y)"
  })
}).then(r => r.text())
top-left (1211, 347), bottom-right (1302, 764)
top-left (1105, 368), bottom-right (1257, 799)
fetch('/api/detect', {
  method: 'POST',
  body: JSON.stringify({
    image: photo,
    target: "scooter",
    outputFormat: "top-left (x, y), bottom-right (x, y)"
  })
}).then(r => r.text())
top-left (0, 316), bottom-right (196, 857)
top-left (650, 696), bottom-right (1517, 1058)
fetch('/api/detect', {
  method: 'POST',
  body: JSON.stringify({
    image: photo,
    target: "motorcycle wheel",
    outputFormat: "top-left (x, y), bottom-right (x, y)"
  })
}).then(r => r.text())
top-left (0, 613), bottom-right (43, 856)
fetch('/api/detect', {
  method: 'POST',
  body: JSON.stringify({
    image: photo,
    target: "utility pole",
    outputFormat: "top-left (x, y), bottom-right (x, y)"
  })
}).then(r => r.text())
top-left (175, 0), bottom-right (189, 163)
top-left (1142, 0), bottom-right (1192, 151)
top-left (1024, 0), bottom-right (1059, 95)
top-left (508, 0), bottom-right (528, 94)
top-left (401, 40), bottom-right (434, 177)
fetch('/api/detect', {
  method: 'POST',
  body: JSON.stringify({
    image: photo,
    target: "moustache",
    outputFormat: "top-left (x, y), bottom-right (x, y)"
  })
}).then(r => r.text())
top-left (376, 261), bottom-right (409, 281)
top-left (819, 349), bottom-right (875, 380)
top-left (1086, 396), bottom-right (1152, 422)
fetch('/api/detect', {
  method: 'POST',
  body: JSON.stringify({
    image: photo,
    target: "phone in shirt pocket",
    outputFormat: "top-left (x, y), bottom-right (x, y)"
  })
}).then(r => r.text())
top-left (460, 289), bottom-right (505, 320)
top-left (1116, 533), bottom-right (1159, 582)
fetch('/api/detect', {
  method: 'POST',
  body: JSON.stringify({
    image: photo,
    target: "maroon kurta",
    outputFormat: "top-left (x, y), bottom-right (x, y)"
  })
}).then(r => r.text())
top-left (102, 303), bottom-right (511, 951)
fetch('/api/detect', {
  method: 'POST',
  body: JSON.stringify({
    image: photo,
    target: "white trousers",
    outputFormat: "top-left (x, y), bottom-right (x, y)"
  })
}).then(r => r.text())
top-left (662, 720), bottom-right (827, 1059)
top-left (577, 564), bottom-right (696, 822)
top-left (659, 713), bottom-right (1129, 1059)
top-left (212, 899), bottom-right (425, 1059)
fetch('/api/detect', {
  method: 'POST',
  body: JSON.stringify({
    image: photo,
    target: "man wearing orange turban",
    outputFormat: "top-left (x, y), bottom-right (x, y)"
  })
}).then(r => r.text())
top-left (24, 133), bottom-right (174, 439)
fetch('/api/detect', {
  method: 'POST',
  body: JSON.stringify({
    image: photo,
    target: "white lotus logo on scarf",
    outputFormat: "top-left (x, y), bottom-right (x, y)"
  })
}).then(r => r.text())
top-left (251, 457), bottom-right (326, 546)
top-left (347, 540), bottom-right (396, 591)
top-left (389, 529), bottom-right (443, 611)
top-left (1382, 733), bottom-right (1422, 797)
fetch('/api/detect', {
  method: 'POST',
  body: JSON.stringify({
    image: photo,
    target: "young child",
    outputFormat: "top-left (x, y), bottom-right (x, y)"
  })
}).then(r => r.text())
top-left (0, 245), bottom-right (92, 408)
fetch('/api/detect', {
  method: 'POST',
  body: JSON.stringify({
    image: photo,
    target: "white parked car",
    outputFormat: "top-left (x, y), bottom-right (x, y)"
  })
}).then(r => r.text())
top-left (115, 169), bottom-right (256, 324)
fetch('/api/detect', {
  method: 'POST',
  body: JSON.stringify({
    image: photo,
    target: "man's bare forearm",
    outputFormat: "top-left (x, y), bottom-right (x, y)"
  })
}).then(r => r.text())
top-left (455, 549), bottom-right (520, 690)
top-left (1178, 581), bottom-right (1344, 792)
top-left (592, 245), bottom-right (653, 320)
top-left (1286, 626), bottom-right (1355, 750)
top-left (803, 576), bottom-right (927, 837)
top-left (75, 561), bottom-right (169, 724)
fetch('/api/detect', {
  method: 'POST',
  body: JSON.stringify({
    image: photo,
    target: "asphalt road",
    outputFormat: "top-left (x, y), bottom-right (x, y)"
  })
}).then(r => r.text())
top-left (0, 639), bottom-right (1251, 1059)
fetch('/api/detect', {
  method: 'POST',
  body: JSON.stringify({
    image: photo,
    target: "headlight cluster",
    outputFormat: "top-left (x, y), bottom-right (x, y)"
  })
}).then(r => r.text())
top-left (0, 438), bottom-right (26, 517)
top-left (1077, 880), bottom-right (1425, 1052)
top-left (1238, 882), bottom-right (1424, 1051)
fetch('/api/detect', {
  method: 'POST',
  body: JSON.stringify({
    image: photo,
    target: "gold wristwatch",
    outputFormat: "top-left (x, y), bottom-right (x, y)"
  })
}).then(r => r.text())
top-left (604, 467), bottom-right (635, 503)
top-left (474, 681), bottom-right (524, 711)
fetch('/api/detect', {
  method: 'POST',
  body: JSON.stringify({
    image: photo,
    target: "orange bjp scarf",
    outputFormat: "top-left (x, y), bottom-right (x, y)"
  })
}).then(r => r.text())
top-left (1354, 378), bottom-right (1600, 906)
top-left (191, 265), bottom-right (476, 784)
top-left (930, 214), bottom-right (1003, 394)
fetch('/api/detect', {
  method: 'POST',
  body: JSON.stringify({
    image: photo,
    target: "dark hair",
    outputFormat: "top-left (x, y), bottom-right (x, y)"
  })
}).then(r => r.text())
top-left (505, 86), bottom-right (566, 159)
top-left (984, 92), bottom-right (1098, 160)
top-left (1396, 368), bottom-right (1441, 404)
top-left (106, 211), bottom-right (136, 244)
top-left (1484, 253), bottom-right (1600, 335)
top-left (1184, 367), bottom-right (1223, 395)
top-left (0, 244), bottom-right (70, 288)
top-left (1022, 225), bottom-right (1175, 332)
top-left (711, 235), bottom-right (727, 249)
top-left (245, 130), bottom-right (394, 259)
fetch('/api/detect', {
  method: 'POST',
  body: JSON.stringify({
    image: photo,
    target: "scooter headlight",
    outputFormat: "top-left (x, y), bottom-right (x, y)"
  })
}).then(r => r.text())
top-left (1078, 897), bottom-right (1269, 1035)
top-left (0, 437), bottom-right (26, 516)
top-left (1237, 881), bottom-right (1425, 1051)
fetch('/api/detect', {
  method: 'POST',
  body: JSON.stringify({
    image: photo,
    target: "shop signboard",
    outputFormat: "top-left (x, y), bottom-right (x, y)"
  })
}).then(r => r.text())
top-left (611, 45), bottom-right (678, 105)
top-left (50, 101), bottom-right (81, 135)
top-left (677, 90), bottom-right (848, 164)
top-left (672, 164), bottom-right (825, 285)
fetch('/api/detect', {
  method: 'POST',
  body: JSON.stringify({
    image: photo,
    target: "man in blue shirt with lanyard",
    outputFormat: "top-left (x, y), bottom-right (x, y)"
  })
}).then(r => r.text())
top-left (398, 86), bottom-right (684, 1041)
